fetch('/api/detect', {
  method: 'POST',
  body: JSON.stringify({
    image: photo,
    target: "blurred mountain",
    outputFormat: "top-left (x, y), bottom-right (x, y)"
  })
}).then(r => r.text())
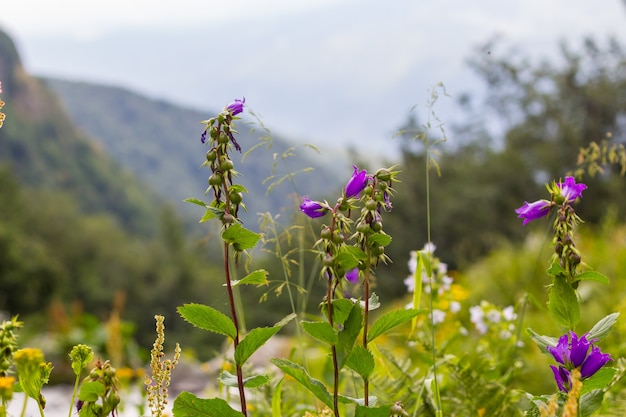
top-left (42, 77), bottom-right (345, 229)
top-left (0, 29), bottom-right (164, 236)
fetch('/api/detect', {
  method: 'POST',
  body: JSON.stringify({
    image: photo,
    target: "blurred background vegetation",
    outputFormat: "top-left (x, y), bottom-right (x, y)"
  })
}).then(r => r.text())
top-left (1, 22), bottom-right (626, 401)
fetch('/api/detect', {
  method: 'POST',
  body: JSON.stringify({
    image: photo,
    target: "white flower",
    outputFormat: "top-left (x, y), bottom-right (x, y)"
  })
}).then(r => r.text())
top-left (469, 305), bottom-right (487, 334)
top-left (422, 242), bottom-right (437, 254)
top-left (404, 275), bottom-right (415, 293)
top-left (486, 309), bottom-right (501, 323)
top-left (449, 301), bottom-right (461, 313)
top-left (432, 309), bottom-right (446, 325)
top-left (502, 306), bottom-right (517, 321)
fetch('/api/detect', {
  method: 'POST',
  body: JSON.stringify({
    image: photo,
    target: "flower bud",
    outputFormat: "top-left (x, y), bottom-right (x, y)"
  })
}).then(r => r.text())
top-left (208, 173), bottom-right (223, 186)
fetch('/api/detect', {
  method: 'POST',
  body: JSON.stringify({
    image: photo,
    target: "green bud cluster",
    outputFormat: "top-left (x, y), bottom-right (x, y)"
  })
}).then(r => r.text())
top-left (0, 317), bottom-right (23, 377)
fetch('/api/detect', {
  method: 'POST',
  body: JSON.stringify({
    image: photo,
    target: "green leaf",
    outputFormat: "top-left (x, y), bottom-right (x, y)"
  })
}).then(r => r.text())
top-left (411, 251), bottom-right (425, 333)
top-left (272, 378), bottom-right (283, 417)
top-left (346, 346), bottom-right (375, 379)
top-left (548, 275), bottom-right (580, 329)
top-left (78, 381), bottom-right (105, 402)
top-left (367, 232), bottom-right (392, 247)
top-left (367, 292), bottom-right (380, 311)
top-left (183, 197), bottom-right (207, 207)
top-left (336, 302), bottom-right (364, 369)
top-left (574, 270), bottom-right (609, 285)
top-left (230, 269), bottom-right (269, 288)
top-left (235, 314), bottom-right (296, 366)
top-left (581, 367), bottom-right (617, 395)
top-left (172, 392), bottom-right (244, 417)
top-left (369, 308), bottom-right (423, 342)
top-left (221, 223), bottom-right (261, 251)
top-left (335, 246), bottom-right (367, 271)
top-left (355, 404), bottom-right (392, 417)
top-left (301, 321), bottom-right (338, 345)
top-left (218, 371), bottom-right (271, 388)
top-left (580, 389), bottom-right (604, 417)
top-left (587, 312), bottom-right (620, 341)
top-left (270, 358), bottom-right (333, 408)
top-left (526, 328), bottom-right (559, 352)
top-left (199, 207), bottom-right (219, 223)
top-left (330, 298), bottom-right (356, 325)
top-left (178, 303), bottom-right (236, 340)
top-left (546, 261), bottom-right (567, 277)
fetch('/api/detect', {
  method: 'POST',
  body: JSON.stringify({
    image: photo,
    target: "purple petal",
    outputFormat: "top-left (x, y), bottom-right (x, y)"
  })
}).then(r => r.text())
top-left (547, 334), bottom-right (570, 365)
top-left (558, 176), bottom-right (587, 202)
top-left (515, 200), bottom-right (551, 225)
top-left (345, 268), bottom-right (359, 284)
top-left (580, 346), bottom-right (612, 378)
top-left (226, 98), bottom-right (245, 116)
top-left (345, 165), bottom-right (368, 198)
top-left (550, 365), bottom-right (571, 392)
top-left (299, 197), bottom-right (327, 218)
top-left (569, 332), bottom-right (592, 368)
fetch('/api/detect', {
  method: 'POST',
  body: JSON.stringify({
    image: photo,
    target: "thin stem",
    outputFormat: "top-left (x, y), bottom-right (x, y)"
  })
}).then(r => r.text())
top-left (224, 240), bottom-right (247, 416)
top-left (362, 264), bottom-right (371, 406)
top-left (326, 271), bottom-right (340, 417)
top-left (68, 373), bottom-right (80, 417)
top-left (19, 393), bottom-right (27, 417)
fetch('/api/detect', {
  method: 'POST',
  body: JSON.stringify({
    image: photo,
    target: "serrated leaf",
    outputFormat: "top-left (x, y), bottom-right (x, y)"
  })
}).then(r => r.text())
top-left (222, 223), bottom-right (261, 251)
top-left (346, 346), bottom-right (375, 379)
top-left (270, 358), bottom-right (333, 408)
top-left (548, 274), bottom-right (580, 329)
top-left (172, 392), bottom-right (244, 417)
top-left (178, 303), bottom-right (236, 340)
top-left (78, 381), bottom-right (105, 402)
top-left (526, 328), bottom-right (559, 352)
top-left (337, 303), bottom-right (363, 369)
top-left (587, 312), bottom-right (620, 340)
top-left (230, 269), bottom-right (269, 288)
top-left (200, 207), bottom-right (222, 223)
top-left (330, 298), bottom-right (355, 325)
top-left (574, 270), bottom-right (609, 285)
top-left (184, 197), bottom-right (207, 207)
top-left (581, 367), bottom-right (617, 395)
top-left (301, 321), bottom-right (337, 345)
top-left (218, 371), bottom-right (271, 388)
top-left (235, 314), bottom-right (295, 366)
top-left (369, 308), bottom-right (423, 342)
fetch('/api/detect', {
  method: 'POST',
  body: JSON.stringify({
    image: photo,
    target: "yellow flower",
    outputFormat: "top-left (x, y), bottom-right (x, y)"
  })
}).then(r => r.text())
top-left (13, 348), bottom-right (44, 365)
top-left (0, 376), bottom-right (15, 402)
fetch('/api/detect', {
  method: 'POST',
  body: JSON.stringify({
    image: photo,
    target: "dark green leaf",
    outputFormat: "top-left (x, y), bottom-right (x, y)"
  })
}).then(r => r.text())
top-left (172, 392), bottom-right (244, 417)
top-left (369, 309), bottom-right (423, 342)
top-left (330, 298), bottom-right (355, 325)
top-left (581, 367), bottom-right (617, 395)
top-left (230, 269), bottom-right (269, 288)
top-left (234, 314), bottom-right (295, 366)
top-left (580, 389), bottom-right (604, 417)
top-left (368, 232), bottom-right (392, 247)
top-left (337, 303), bottom-right (363, 369)
top-left (546, 261), bottom-right (567, 277)
top-left (355, 404), bottom-right (392, 417)
top-left (548, 275), bottom-right (580, 329)
top-left (346, 346), bottom-right (375, 379)
top-left (301, 321), bottom-right (338, 345)
top-left (221, 223), bottom-right (261, 251)
top-left (78, 381), bottom-right (105, 402)
top-left (178, 303), bottom-right (236, 340)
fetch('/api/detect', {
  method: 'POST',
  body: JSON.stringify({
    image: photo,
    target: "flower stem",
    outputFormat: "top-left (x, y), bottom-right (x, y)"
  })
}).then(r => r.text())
top-left (68, 373), bottom-right (80, 417)
top-left (224, 240), bottom-right (247, 416)
top-left (325, 270), bottom-right (340, 417)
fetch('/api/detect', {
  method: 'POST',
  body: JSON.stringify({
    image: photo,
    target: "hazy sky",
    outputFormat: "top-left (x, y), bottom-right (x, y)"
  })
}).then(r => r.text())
top-left (2, 1), bottom-right (626, 159)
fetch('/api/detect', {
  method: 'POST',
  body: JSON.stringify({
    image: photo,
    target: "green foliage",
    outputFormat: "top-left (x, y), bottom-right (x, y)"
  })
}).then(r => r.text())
top-left (368, 309), bottom-right (423, 342)
top-left (177, 304), bottom-right (237, 340)
top-left (234, 314), bottom-right (296, 366)
top-left (548, 274), bottom-right (580, 329)
top-left (173, 392), bottom-right (244, 417)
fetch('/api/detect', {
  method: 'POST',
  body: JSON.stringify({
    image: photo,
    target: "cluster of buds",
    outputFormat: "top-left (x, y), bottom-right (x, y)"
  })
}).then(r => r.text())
top-left (77, 358), bottom-right (121, 416)
top-left (13, 348), bottom-right (53, 410)
top-left (200, 98), bottom-right (246, 226)
top-left (0, 81), bottom-right (5, 128)
top-left (515, 176), bottom-right (587, 277)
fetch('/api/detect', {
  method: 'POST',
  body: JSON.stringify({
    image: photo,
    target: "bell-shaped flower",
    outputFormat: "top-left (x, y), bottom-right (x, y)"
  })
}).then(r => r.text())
top-left (300, 197), bottom-right (327, 218)
top-left (550, 365), bottom-right (572, 392)
top-left (345, 268), bottom-right (359, 284)
top-left (226, 98), bottom-right (245, 115)
top-left (581, 345), bottom-right (612, 378)
top-left (345, 165), bottom-right (368, 198)
top-left (515, 199), bottom-right (551, 225)
top-left (558, 176), bottom-right (587, 203)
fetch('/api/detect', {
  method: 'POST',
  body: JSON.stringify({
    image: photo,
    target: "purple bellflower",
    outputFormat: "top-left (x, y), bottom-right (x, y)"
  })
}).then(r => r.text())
top-left (345, 268), bottom-right (359, 284)
top-left (515, 199), bottom-right (551, 225)
top-left (547, 331), bottom-right (612, 392)
top-left (226, 98), bottom-right (245, 115)
top-left (300, 197), bottom-right (327, 218)
top-left (345, 165), bottom-right (368, 198)
top-left (558, 176), bottom-right (587, 203)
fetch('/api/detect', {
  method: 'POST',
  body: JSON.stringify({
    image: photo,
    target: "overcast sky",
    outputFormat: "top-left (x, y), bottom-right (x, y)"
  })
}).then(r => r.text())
top-left (2, 1), bottom-right (626, 159)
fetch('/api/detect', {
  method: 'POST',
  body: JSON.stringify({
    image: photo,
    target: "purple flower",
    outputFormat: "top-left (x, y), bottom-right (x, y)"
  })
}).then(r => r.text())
top-left (515, 199), bottom-right (551, 225)
top-left (547, 331), bottom-right (612, 391)
top-left (226, 98), bottom-right (245, 115)
top-left (558, 176), bottom-right (587, 203)
top-left (345, 165), bottom-right (368, 198)
top-left (345, 268), bottom-right (359, 284)
top-left (550, 365), bottom-right (572, 392)
top-left (581, 345), bottom-right (612, 378)
top-left (300, 197), bottom-right (327, 218)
